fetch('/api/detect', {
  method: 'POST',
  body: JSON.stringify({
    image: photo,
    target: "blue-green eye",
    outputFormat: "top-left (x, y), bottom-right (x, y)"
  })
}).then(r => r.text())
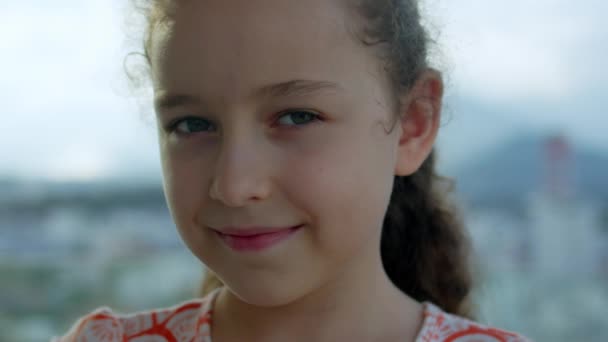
top-left (171, 117), bottom-right (216, 134)
top-left (277, 111), bottom-right (320, 126)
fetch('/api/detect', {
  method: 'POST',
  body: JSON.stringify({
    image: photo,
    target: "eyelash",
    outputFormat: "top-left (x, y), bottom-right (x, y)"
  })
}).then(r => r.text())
top-left (165, 110), bottom-right (322, 136)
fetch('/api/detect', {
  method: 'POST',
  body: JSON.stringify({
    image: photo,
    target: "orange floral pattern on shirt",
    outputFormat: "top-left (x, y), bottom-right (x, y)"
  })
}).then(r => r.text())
top-left (53, 289), bottom-right (530, 342)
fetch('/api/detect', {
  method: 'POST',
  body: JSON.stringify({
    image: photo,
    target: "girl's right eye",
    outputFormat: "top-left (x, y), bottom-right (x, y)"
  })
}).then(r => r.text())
top-left (168, 117), bottom-right (216, 135)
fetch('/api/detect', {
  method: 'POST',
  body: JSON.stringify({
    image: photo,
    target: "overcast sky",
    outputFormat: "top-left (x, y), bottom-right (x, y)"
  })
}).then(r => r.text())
top-left (1, 0), bottom-right (606, 182)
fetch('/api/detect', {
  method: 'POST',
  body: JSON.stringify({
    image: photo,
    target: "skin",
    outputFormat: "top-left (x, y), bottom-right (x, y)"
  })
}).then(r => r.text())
top-left (149, 0), bottom-right (443, 340)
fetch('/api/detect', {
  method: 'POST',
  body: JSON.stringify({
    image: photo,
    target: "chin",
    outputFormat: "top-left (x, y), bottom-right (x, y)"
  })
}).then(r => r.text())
top-left (222, 276), bottom-right (311, 308)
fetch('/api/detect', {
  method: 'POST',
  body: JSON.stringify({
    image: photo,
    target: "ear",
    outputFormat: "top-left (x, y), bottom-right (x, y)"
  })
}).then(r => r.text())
top-left (394, 69), bottom-right (443, 176)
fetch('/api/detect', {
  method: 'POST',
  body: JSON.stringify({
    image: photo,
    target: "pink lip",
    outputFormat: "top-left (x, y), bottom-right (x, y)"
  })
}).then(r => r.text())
top-left (214, 225), bottom-right (303, 252)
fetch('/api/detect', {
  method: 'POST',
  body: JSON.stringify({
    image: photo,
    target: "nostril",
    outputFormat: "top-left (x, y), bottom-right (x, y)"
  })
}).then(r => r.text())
top-left (208, 176), bottom-right (271, 207)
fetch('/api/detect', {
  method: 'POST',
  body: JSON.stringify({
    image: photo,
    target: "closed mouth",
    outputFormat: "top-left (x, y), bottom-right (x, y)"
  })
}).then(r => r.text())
top-left (214, 225), bottom-right (303, 252)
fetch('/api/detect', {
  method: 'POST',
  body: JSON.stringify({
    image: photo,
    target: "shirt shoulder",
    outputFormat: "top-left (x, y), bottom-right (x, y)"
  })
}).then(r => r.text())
top-left (415, 302), bottom-right (532, 342)
top-left (52, 291), bottom-right (218, 342)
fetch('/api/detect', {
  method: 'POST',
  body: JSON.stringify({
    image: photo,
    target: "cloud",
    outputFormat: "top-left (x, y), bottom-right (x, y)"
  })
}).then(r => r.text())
top-left (0, 1), bottom-right (158, 180)
top-left (428, 0), bottom-right (608, 105)
top-left (425, 0), bottom-right (608, 162)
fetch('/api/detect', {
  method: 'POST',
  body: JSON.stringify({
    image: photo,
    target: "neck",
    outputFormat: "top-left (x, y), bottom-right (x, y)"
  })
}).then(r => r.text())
top-left (211, 246), bottom-right (423, 342)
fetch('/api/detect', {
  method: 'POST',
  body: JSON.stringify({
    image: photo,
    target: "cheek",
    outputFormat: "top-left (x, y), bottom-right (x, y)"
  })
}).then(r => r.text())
top-left (282, 133), bottom-right (394, 253)
top-left (160, 145), bottom-right (211, 229)
top-left (160, 147), bottom-right (225, 265)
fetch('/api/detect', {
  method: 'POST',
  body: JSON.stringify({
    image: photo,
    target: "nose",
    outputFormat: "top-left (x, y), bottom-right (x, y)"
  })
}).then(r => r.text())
top-left (209, 138), bottom-right (272, 207)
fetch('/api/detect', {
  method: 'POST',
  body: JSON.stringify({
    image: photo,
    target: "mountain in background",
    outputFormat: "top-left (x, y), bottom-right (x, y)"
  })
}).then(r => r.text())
top-left (1, 133), bottom-right (606, 212)
top-left (453, 133), bottom-right (608, 207)
top-left (0, 179), bottom-right (166, 217)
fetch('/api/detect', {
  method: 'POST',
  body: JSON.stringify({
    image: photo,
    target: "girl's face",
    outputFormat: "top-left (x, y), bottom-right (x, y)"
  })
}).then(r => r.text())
top-left (150, 0), bottom-right (436, 306)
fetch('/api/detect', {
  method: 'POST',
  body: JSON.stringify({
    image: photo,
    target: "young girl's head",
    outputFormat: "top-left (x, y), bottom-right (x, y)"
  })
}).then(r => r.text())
top-left (135, 0), bottom-right (472, 317)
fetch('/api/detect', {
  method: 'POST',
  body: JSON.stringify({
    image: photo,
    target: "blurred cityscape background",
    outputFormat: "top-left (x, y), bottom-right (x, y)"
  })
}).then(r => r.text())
top-left (2, 0), bottom-right (607, 341)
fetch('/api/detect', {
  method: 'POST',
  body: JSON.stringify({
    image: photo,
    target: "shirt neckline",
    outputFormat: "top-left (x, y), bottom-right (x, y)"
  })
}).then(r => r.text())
top-left (199, 287), bottom-right (433, 341)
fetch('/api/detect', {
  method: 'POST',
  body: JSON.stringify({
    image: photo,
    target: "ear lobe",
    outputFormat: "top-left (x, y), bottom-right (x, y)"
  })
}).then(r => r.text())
top-left (394, 69), bottom-right (443, 176)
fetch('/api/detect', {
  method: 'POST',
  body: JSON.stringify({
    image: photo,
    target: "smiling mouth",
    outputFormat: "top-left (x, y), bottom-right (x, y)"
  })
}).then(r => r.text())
top-left (214, 225), bottom-right (303, 252)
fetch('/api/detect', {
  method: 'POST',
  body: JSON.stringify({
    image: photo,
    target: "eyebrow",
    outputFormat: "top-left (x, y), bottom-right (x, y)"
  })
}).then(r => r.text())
top-left (154, 94), bottom-right (202, 112)
top-left (255, 79), bottom-right (342, 99)
top-left (154, 79), bottom-right (341, 112)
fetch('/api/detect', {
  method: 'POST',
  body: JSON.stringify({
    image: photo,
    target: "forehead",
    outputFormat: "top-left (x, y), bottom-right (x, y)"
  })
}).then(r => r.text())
top-left (149, 0), bottom-right (380, 101)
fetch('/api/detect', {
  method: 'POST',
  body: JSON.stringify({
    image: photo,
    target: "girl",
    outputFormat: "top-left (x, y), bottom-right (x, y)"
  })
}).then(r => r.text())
top-left (55, 0), bottom-right (529, 341)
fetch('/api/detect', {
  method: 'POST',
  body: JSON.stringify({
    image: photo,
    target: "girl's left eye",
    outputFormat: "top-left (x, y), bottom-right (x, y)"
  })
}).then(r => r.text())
top-left (276, 110), bottom-right (321, 126)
